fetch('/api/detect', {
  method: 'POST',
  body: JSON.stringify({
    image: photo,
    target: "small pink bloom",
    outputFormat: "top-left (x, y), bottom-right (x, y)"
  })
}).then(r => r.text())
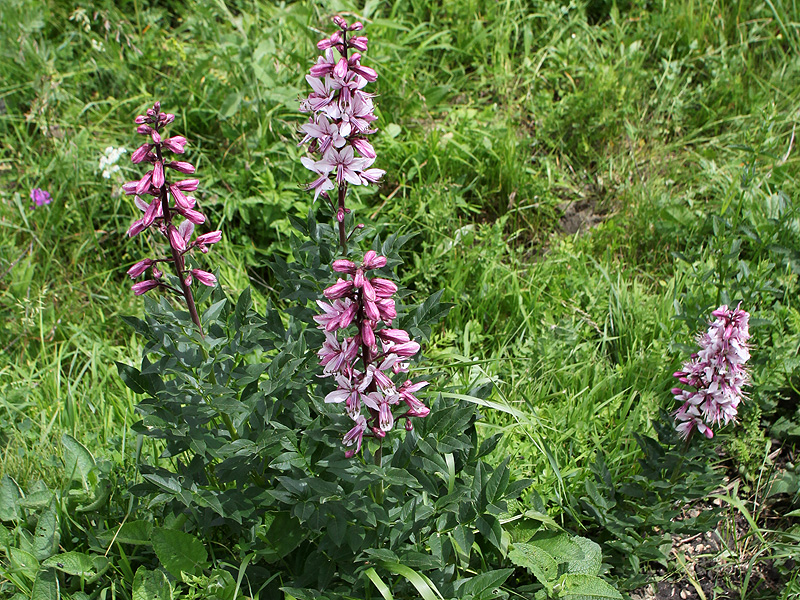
top-left (127, 258), bottom-right (153, 279)
top-left (324, 278), bottom-right (354, 299)
top-left (167, 161), bottom-right (195, 174)
top-left (370, 277), bottom-right (397, 298)
top-left (332, 259), bottom-right (357, 274)
top-left (192, 269), bottom-right (217, 287)
top-left (132, 279), bottom-right (160, 295)
top-left (362, 251), bottom-right (387, 270)
top-left (161, 136), bottom-right (187, 154)
top-left (131, 143), bottom-right (152, 163)
top-left (168, 225), bottom-right (186, 252)
top-left (195, 230), bottom-right (222, 245)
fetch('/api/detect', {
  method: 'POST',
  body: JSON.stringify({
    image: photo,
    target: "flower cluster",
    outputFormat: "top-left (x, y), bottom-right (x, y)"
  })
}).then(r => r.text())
top-left (672, 304), bottom-right (751, 440)
top-left (98, 146), bottom-right (127, 179)
top-left (299, 16), bottom-right (384, 213)
top-left (316, 250), bottom-right (429, 457)
top-left (124, 102), bottom-right (221, 299)
top-left (30, 188), bottom-right (52, 209)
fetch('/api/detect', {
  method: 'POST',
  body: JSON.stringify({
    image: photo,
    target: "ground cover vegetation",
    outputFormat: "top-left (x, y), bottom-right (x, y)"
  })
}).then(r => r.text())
top-left (1, 0), bottom-right (799, 598)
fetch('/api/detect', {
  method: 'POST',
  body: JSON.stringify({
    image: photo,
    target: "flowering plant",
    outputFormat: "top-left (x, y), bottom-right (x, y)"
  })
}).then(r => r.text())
top-left (299, 16), bottom-right (431, 456)
top-left (123, 102), bottom-right (221, 334)
top-left (672, 304), bottom-right (751, 440)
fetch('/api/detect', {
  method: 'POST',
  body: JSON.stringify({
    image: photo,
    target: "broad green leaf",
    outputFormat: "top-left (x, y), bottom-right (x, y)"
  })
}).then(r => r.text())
top-left (258, 513), bottom-right (303, 562)
top-left (0, 475), bottom-right (23, 521)
top-left (62, 434), bottom-right (96, 487)
top-left (30, 568), bottom-right (59, 600)
top-left (43, 552), bottom-right (108, 579)
top-left (151, 527), bottom-right (208, 578)
top-left (508, 543), bottom-right (558, 584)
top-left (8, 547), bottom-right (39, 580)
top-left (459, 569), bottom-right (514, 598)
top-left (557, 574), bottom-right (622, 599)
top-left (567, 537), bottom-right (602, 576)
top-left (132, 567), bottom-right (172, 600)
top-left (528, 531), bottom-right (584, 564)
top-left (32, 502), bottom-right (60, 561)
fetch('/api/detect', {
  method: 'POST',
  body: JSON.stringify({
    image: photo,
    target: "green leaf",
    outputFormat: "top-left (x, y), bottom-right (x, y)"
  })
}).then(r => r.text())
top-left (43, 552), bottom-right (108, 579)
top-left (364, 567), bottom-right (394, 600)
top-left (476, 514), bottom-right (504, 552)
top-left (32, 501), bottom-right (60, 561)
top-left (8, 547), bottom-right (39, 581)
top-left (151, 527), bottom-right (208, 578)
top-left (98, 520), bottom-right (153, 546)
top-left (30, 568), bottom-right (59, 600)
top-left (0, 475), bottom-right (23, 521)
top-left (62, 434), bottom-right (96, 487)
top-left (508, 543), bottom-right (558, 584)
top-left (567, 537), bottom-right (602, 576)
top-left (557, 574), bottom-right (622, 599)
top-left (379, 562), bottom-right (443, 600)
top-left (203, 298), bottom-right (228, 325)
top-left (115, 362), bottom-right (153, 395)
top-left (132, 567), bottom-right (172, 600)
top-left (459, 569), bottom-right (514, 598)
top-left (528, 531), bottom-right (583, 564)
top-left (258, 512), bottom-right (303, 562)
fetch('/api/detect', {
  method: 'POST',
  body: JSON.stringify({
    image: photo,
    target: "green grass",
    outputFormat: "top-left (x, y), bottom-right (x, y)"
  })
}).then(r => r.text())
top-left (2, 0), bottom-right (800, 595)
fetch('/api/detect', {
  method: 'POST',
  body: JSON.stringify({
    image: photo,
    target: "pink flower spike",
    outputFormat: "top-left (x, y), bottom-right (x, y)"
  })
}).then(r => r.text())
top-left (132, 279), bottom-right (160, 295)
top-left (192, 269), bottom-right (217, 287)
top-left (127, 258), bottom-right (153, 279)
top-left (332, 15), bottom-right (348, 28)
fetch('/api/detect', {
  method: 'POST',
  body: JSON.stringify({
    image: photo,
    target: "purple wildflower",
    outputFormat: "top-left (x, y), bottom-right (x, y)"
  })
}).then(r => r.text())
top-left (316, 250), bottom-right (429, 456)
top-left (672, 304), bottom-right (751, 440)
top-left (30, 188), bottom-right (52, 209)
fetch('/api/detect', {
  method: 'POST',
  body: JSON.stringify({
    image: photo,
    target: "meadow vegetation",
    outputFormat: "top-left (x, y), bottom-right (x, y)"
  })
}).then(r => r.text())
top-left (1, 0), bottom-right (799, 598)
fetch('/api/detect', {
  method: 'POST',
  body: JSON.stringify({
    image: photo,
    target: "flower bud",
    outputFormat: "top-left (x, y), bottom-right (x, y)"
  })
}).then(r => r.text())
top-left (324, 279), bottom-right (354, 299)
top-left (127, 258), bottom-right (153, 279)
top-left (192, 269), bottom-right (217, 287)
top-left (195, 230), bottom-right (222, 245)
top-left (167, 161), bottom-right (195, 174)
top-left (132, 279), bottom-right (160, 295)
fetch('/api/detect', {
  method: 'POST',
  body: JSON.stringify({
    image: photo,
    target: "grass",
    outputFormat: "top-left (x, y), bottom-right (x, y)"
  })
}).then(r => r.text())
top-left (1, 0), bottom-right (800, 596)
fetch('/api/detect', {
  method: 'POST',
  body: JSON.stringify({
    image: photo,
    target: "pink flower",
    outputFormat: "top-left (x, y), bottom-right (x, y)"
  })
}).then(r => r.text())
top-left (127, 258), bottom-right (153, 279)
top-left (672, 304), bottom-right (751, 439)
top-left (192, 269), bottom-right (217, 287)
top-left (132, 279), bottom-right (160, 295)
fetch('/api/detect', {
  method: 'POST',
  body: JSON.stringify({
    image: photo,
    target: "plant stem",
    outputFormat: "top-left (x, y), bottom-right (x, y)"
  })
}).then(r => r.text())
top-left (156, 145), bottom-right (204, 337)
top-left (338, 181), bottom-right (348, 253)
